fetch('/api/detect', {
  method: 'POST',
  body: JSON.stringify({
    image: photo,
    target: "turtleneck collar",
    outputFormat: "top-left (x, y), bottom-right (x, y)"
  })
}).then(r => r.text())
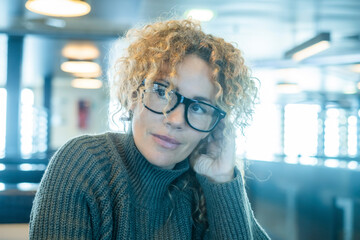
top-left (112, 133), bottom-right (190, 208)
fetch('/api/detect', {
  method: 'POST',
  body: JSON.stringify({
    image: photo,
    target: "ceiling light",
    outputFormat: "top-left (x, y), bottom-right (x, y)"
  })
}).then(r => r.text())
top-left (185, 9), bottom-right (214, 22)
top-left (71, 78), bottom-right (103, 89)
top-left (285, 33), bottom-right (330, 61)
top-left (61, 61), bottom-right (101, 74)
top-left (25, 0), bottom-right (91, 17)
top-left (62, 42), bottom-right (100, 60)
top-left (73, 70), bottom-right (102, 78)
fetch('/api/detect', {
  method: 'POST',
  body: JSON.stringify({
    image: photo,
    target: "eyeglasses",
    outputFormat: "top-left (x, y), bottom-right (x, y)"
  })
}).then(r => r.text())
top-left (140, 81), bottom-right (226, 132)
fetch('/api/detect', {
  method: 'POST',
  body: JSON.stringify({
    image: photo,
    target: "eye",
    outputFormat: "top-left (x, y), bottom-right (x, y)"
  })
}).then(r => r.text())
top-left (153, 84), bottom-right (167, 98)
top-left (190, 103), bottom-right (207, 114)
top-left (155, 88), bottom-right (166, 98)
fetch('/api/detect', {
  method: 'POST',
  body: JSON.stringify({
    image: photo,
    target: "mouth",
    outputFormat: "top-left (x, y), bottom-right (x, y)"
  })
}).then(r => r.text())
top-left (152, 134), bottom-right (181, 150)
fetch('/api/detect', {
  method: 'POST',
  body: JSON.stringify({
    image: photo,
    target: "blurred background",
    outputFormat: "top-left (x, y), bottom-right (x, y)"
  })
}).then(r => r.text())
top-left (0, 0), bottom-right (359, 239)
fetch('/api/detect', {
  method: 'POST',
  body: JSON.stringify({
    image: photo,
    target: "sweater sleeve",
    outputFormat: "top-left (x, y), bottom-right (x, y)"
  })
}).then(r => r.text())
top-left (29, 137), bottom-right (94, 240)
top-left (196, 167), bottom-right (270, 240)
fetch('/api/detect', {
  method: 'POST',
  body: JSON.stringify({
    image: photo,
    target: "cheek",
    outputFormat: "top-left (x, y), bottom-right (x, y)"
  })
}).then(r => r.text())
top-left (132, 104), bottom-right (164, 135)
top-left (184, 132), bottom-right (208, 151)
top-left (132, 104), bottom-right (150, 135)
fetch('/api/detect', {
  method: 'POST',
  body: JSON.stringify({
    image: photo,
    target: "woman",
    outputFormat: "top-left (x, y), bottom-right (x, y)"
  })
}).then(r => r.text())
top-left (29, 19), bottom-right (269, 239)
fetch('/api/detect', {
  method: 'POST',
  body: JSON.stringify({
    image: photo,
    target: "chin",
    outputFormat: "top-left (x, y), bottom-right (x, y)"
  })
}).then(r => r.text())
top-left (148, 158), bottom-right (176, 169)
top-left (147, 152), bottom-right (184, 169)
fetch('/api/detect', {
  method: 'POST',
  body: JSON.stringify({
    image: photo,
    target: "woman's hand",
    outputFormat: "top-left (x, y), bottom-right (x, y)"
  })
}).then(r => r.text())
top-left (190, 123), bottom-right (236, 183)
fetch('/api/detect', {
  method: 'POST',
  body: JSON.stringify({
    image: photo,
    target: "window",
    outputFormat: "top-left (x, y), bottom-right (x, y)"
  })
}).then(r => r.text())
top-left (238, 104), bottom-right (281, 160)
top-left (348, 115), bottom-right (357, 156)
top-left (324, 108), bottom-right (340, 157)
top-left (284, 104), bottom-right (320, 158)
top-left (0, 34), bottom-right (7, 86)
top-left (0, 88), bottom-right (6, 158)
top-left (20, 88), bottom-right (48, 157)
top-left (0, 35), bottom-right (7, 158)
top-left (20, 89), bottom-right (35, 156)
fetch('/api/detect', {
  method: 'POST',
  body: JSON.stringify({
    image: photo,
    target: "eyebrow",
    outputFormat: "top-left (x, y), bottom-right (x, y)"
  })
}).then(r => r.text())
top-left (157, 79), bottom-right (171, 87)
top-left (192, 96), bottom-right (212, 104)
top-left (156, 79), bottom-right (213, 104)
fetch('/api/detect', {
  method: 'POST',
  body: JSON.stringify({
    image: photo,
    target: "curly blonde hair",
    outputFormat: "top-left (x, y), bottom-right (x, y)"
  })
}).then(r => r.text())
top-left (109, 18), bottom-right (258, 233)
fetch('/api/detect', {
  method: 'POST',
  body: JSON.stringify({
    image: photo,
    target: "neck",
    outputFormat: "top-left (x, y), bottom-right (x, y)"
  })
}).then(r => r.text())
top-left (120, 133), bottom-right (189, 208)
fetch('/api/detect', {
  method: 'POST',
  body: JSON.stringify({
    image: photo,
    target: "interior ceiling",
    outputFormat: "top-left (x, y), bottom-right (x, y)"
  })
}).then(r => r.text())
top-left (1, 0), bottom-right (360, 93)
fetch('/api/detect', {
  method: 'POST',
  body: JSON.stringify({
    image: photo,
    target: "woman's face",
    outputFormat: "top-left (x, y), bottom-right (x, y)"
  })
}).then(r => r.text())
top-left (132, 54), bottom-right (215, 169)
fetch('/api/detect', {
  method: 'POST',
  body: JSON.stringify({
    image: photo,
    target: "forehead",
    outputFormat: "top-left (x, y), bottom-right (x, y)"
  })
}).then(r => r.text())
top-left (172, 55), bottom-right (215, 101)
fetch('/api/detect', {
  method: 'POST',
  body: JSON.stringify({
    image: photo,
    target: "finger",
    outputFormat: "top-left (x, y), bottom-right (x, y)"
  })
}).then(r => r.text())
top-left (192, 154), bottom-right (214, 175)
top-left (219, 133), bottom-right (236, 166)
top-left (205, 139), bottom-right (220, 159)
top-left (211, 121), bottom-right (225, 142)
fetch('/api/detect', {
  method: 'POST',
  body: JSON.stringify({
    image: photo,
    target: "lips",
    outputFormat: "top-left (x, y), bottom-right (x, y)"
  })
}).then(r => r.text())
top-left (152, 134), bottom-right (181, 150)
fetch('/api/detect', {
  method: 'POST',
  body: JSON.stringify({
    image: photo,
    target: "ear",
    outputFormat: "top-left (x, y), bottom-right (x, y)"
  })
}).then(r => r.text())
top-left (129, 90), bottom-right (140, 111)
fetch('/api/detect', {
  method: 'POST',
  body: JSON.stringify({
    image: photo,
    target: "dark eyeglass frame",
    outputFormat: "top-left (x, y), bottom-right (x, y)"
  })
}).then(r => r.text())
top-left (140, 81), bottom-right (226, 132)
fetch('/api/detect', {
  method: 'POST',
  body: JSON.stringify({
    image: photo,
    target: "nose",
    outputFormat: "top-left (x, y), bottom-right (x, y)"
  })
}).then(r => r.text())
top-left (163, 104), bottom-right (186, 130)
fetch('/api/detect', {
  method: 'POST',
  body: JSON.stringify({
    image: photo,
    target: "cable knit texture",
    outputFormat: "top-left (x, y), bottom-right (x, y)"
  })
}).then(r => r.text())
top-left (29, 132), bottom-right (270, 239)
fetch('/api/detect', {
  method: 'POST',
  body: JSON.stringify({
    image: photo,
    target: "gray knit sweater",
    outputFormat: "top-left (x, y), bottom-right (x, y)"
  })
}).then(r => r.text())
top-left (29, 132), bottom-right (269, 239)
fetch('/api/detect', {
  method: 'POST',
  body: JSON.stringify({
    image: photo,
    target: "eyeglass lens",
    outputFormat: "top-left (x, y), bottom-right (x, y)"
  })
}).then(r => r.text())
top-left (142, 83), bottom-right (220, 131)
